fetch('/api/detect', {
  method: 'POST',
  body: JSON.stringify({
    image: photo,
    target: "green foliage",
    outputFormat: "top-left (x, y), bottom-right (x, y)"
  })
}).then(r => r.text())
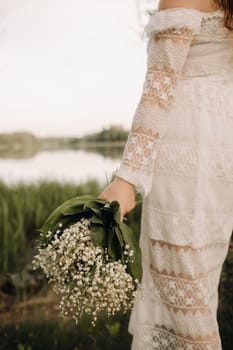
top-left (0, 126), bottom-right (128, 158)
top-left (38, 195), bottom-right (142, 282)
top-left (0, 314), bottom-right (132, 350)
top-left (17, 345), bottom-right (32, 350)
top-left (0, 132), bottom-right (40, 159)
top-left (0, 132), bottom-right (39, 149)
top-left (83, 125), bottom-right (128, 143)
top-left (0, 179), bottom-right (141, 275)
top-left (0, 180), bottom-right (101, 273)
top-left (0, 180), bottom-right (233, 347)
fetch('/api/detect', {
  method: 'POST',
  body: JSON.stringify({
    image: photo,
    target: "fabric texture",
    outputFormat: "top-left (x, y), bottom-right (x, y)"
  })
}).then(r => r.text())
top-left (116, 7), bottom-right (233, 350)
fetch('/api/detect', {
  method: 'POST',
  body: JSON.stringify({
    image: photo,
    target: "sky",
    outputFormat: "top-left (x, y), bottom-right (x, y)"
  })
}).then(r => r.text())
top-left (0, 0), bottom-right (158, 137)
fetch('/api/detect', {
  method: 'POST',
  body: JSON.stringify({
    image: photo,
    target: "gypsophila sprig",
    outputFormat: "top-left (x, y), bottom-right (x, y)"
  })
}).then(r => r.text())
top-left (33, 195), bottom-right (142, 326)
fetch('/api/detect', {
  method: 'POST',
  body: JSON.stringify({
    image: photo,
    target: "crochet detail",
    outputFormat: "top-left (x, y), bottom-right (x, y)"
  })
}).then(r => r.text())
top-left (155, 142), bottom-right (233, 182)
top-left (142, 66), bottom-right (177, 108)
top-left (145, 8), bottom-right (203, 37)
top-left (122, 8), bottom-right (233, 350)
top-left (132, 325), bottom-right (221, 350)
top-left (117, 20), bottom-right (199, 196)
top-left (121, 127), bottom-right (160, 171)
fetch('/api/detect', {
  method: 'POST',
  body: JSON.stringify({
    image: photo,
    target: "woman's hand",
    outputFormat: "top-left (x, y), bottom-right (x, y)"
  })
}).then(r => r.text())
top-left (98, 176), bottom-right (136, 222)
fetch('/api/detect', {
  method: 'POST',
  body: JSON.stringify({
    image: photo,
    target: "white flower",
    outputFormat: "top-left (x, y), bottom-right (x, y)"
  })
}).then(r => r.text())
top-left (33, 218), bottom-right (137, 326)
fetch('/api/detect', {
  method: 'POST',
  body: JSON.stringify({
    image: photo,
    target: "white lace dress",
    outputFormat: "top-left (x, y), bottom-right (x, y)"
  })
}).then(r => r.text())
top-left (116, 8), bottom-right (233, 350)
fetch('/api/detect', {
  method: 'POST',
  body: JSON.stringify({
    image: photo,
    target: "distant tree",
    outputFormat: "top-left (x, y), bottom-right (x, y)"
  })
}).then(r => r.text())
top-left (83, 125), bottom-right (128, 143)
top-left (0, 132), bottom-right (40, 150)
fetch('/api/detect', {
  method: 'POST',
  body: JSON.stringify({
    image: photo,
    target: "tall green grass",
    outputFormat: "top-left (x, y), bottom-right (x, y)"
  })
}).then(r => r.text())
top-left (0, 314), bottom-right (132, 350)
top-left (0, 180), bottom-right (102, 273)
top-left (0, 180), bottom-right (142, 274)
top-left (0, 180), bottom-right (233, 347)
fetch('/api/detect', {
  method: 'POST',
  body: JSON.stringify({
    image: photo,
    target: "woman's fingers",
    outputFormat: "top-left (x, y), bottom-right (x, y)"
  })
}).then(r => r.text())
top-left (98, 177), bottom-right (136, 223)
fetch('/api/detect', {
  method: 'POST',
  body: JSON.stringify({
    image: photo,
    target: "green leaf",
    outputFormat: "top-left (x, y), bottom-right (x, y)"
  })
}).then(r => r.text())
top-left (37, 194), bottom-right (142, 283)
top-left (90, 224), bottom-right (107, 247)
top-left (110, 201), bottom-right (121, 223)
top-left (119, 222), bottom-right (142, 283)
top-left (39, 195), bottom-right (106, 234)
top-left (100, 204), bottom-right (114, 223)
top-left (84, 199), bottom-right (106, 210)
top-left (114, 225), bottom-right (124, 248)
top-left (107, 229), bottom-right (118, 261)
top-left (89, 215), bottom-right (104, 225)
top-left (113, 225), bottom-right (125, 260)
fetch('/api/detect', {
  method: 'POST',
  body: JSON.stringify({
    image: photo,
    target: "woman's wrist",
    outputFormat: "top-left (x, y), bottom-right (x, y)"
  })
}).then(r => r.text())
top-left (115, 176), bottom-right (135, 190)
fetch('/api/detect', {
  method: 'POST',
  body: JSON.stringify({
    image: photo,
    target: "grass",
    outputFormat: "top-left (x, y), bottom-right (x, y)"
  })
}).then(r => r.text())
top-left (0, 314), bottom-right (132, 350)
top-left (0, 180), bottom-right (102, 273)
top-left (0, 180), bottom-right (232, 349)
top-left (0, 179), bottom-right (141, 274)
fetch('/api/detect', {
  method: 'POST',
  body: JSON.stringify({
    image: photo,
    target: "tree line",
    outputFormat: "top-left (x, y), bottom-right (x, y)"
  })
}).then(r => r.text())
top-left (0, 125), bottom-right (129, 152)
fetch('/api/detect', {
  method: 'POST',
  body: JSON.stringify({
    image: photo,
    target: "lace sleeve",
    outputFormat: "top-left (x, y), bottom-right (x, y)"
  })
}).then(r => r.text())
top-left (116, 8), bottom-right (202, 197)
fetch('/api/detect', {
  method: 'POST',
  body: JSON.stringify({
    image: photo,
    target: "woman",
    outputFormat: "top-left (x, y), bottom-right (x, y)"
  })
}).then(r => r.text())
top-left (99, 0), bottom-right (233, 348)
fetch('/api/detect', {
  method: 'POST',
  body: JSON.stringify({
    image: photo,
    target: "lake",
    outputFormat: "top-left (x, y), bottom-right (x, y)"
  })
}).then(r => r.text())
top-left (0, 149), bottom-right (122, 185)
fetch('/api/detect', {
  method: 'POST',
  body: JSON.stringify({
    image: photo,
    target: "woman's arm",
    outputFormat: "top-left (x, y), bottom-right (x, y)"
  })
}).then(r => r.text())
top-left (99, 4), bottom-right (203, 220)
top-left (158, 0), bottom-right (218, 12)
top-left (99, 176), bottom-right (136, 222)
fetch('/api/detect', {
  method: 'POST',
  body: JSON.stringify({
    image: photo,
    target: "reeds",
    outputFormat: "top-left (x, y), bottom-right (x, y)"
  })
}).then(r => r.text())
top-left (0, 180), bottom-right (101, 273)
top-left (0, 180), bottom-right (233, 346)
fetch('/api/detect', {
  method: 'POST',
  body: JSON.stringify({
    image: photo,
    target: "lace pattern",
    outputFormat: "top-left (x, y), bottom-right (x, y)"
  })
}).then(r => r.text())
top-left (117, 8), bottom-right (233, 197)
top-left (117, 19), bottom-right (200, 196)
top-left (130, 294), bottom-right (221, 339)
top-left (141, 206), bottom-right (233, 246)
top-left (120, 127), bottom-right (160, 171)
top-left (154, 142), bottom-right (233, 182)
top-left (148, 239), bottom-right (229, 277)
top-left (150, 264), bottom-right (220, 312)
top-left (131, 325), bottom-right (221, 350)
top-left (115, 8), bottom-right (233, 349)
top-left (145, 8), bottom-right (203, 37)
top-left (142, 66), bottom-right (177, 108)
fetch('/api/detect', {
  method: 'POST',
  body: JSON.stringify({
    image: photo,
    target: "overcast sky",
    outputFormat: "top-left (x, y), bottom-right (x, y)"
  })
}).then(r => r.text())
top-left (0, 0), bottom-right (158, 137)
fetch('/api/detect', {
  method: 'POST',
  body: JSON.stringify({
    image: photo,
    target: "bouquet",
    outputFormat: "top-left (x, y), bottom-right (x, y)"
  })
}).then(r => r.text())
top-left (33, 195), bottom-right (142, 325)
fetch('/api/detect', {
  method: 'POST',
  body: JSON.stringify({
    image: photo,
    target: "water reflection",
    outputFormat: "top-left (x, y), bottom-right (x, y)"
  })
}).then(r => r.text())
top-left (80, 145), bottom-right (124, 159)
top-left (0, 148), bottom-right (39, 159)
top-left (0, 149), bottom-right (121, 184)
top-left (0, 146), bottom-right (124, 160)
